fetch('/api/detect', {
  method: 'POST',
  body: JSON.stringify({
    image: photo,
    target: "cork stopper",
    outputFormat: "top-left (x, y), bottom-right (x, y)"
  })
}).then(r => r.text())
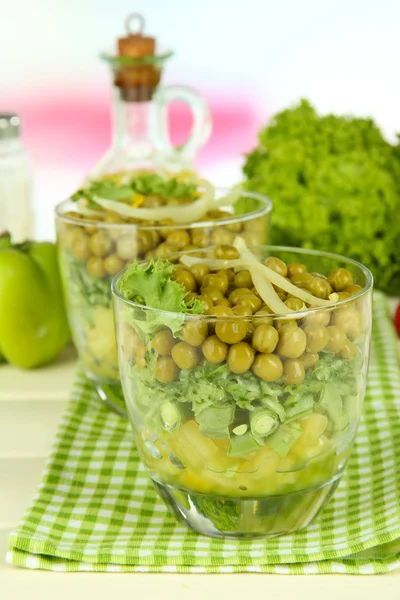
top-left (114, 13), bottom-right (161, 102)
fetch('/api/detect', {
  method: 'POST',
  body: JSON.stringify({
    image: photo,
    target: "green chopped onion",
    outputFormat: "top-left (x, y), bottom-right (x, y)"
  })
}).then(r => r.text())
top-left (318, 384), bottom-right (348, 434)
top-left (250, 409), bottom-right (279, 438)
top-left (195, 403), bottom-right (235, 439)
top-left (284, 394), bottom-right (315, 423)
top-left (228, 432), bottom-right (264, 457)
top-left (268, 422), bottom-right (303, 457)
top-left (260, 394), bottom-right (286, 422)
top-left (199, 426), bottom-right (231, 440)
top-left (160, 400), bottom-right (185, 434)
top-left (232, 424), bottom-right (248, 436)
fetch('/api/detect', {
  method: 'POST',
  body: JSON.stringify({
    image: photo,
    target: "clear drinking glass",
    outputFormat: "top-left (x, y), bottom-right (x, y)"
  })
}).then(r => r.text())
top-left (55, 191), bottom-right (271, 416)
top-left (112, 246), bottom-right (372, 538)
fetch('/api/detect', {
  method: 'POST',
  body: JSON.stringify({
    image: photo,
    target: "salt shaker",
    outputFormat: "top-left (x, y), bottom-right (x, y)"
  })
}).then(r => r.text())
top-left (0, 114), bottom-right (34, 242)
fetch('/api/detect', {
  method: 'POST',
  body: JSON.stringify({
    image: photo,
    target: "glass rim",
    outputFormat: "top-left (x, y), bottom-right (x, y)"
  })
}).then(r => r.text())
top-left (55, 189), bottom-right (272, 231)
top-left (111, 244), bottom-right (374, 320)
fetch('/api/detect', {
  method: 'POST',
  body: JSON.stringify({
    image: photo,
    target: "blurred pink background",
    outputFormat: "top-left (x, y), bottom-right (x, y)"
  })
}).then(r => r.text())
top-left (1, 0), bottom-right (399, 239)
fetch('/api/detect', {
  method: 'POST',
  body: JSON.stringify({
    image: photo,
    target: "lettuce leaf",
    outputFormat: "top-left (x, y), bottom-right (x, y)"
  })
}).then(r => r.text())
top-left (131, 173), bottom-right (197, 199)
top-left (118, 259), bottom-right (204, 337)
top-left (244, 99), bottom-right (400, 294)
top-left (59, 249), bottom-right (111, 323)
top-left (71, 173), bottom-right (198, 208)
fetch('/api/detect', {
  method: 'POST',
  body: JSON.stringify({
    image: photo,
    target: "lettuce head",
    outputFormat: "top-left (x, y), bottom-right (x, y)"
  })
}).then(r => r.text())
top-left (244, 100), bottom-right (400, 294)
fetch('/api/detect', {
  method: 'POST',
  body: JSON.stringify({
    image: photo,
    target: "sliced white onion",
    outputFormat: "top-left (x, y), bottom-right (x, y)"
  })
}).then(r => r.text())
top-left (233, 237), bottom-right (332, 308)
top-left (84, 180), bottom-right (243, 224)
top-left (232, 237), bottom-right (291, 313)
top-left (180, 256), bottom-right (246, 269)
top-left (250, 266), bottom-right (291, 314)
top-left (94, 179), bottom-right (216, 224)
top-left (262, 265), bottom-right (332, 308)
top-left (75, 200), bottom-right (105, 218)
top-left (181, 237), bottom-right (337, 315)
top-left (180, 237), bottom-right (339, 316)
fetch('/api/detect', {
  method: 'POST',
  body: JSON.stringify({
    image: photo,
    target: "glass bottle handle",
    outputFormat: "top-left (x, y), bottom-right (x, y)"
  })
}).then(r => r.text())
top-left (152, 85), bottom-right (212, 165)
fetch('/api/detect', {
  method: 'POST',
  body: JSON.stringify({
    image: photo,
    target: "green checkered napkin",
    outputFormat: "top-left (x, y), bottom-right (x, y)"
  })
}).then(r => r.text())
top-left (7, 291), bottom-right (400, 574)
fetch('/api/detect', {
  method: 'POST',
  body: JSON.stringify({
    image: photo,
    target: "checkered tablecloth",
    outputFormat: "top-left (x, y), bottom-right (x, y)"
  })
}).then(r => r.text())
top-left (7, 291), bottom-right (400, 574)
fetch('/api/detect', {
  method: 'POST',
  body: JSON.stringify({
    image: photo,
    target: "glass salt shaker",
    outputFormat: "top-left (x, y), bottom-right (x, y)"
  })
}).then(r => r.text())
top-left (0, 114), bottom-right (34, 242)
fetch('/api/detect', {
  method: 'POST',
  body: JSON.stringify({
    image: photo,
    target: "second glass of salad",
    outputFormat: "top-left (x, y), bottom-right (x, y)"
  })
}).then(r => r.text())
top-left (112, 239), bottom-right (372, 537)
top-left (55, 174), bottom-right (271, 415)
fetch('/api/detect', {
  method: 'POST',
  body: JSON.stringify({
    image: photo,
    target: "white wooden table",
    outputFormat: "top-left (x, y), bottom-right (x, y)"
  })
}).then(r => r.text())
top-left (1, 337), bottom-right (400, 599)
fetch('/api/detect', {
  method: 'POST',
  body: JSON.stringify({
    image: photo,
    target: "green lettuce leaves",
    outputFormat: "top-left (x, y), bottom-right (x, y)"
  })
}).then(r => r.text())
top-left (118, 259), bottom-right (204, 337)
top-left (71, 173), bottom-right (198, 208)
top-left (59, 249), bottom-right (111, 313)
top-left (192, 497), bottom-right (241, 532)
top-left (129, 352), bottom-right (358, 435)
top-left (244, 99), bottom-right (400, 294)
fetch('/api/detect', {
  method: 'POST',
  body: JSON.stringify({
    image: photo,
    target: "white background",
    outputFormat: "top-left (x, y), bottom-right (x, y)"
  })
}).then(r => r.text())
top-left (1, 0), bottom-right (399, 238)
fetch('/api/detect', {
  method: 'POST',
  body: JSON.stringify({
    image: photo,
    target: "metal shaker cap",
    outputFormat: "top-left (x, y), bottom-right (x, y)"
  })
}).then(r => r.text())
top-left (0, 114), bottom-right (21, 140)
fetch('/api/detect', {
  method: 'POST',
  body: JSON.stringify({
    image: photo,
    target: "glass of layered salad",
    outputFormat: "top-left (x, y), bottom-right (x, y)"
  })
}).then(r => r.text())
top-left (112, 238), bottom-right (372, 537)
top-left (55, 174), bottom-right (271, 415)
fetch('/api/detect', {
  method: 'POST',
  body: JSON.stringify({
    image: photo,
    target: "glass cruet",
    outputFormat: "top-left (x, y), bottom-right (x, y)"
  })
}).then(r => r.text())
top-left (88, 12), bottom-right (212, 180)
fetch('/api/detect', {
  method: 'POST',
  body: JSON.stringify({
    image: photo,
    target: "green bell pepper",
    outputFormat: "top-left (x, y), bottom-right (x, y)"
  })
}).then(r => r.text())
top-left (0, 232), bottom-right (70, 368)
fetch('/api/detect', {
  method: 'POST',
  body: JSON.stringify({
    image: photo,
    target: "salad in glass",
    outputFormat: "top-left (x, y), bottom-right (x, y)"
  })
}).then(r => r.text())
top-left (55, 173), bottom-right (271, 415)
top-left (112, 239), bottom-right (372, 537)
